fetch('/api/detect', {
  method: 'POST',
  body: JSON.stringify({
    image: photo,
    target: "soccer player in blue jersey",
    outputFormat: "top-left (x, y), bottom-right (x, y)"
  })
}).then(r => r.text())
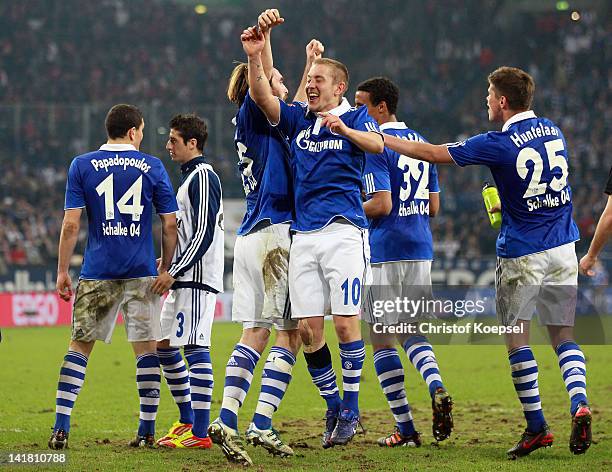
top-left (242, 22), bottom-right (384, 447)
top-left (153, 114), bottom-right (224, 450)
top-left (49, 104), bottom-right (178, 449)
top-left (579, 167), bottom-right (612, 276)
top-left (382, 67), bottom-right (591, 458)
top-left (208, 11), bottom-right (322, 465)
top-left (355, 77), bottom-right (453, 447)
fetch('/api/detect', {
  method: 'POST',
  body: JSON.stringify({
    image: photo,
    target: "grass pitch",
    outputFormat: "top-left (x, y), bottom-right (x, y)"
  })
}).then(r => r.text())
top-left (0, 324), bottom-right (610, 471)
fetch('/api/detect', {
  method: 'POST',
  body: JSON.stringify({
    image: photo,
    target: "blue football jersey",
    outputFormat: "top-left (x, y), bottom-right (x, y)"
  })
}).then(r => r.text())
top-left (234, 92), bottom-right (293, 235)
top-left (447, 111), bottom-right (579, 258)
top-left (64, 144), bottom-right (178, 279)
top-left (363, 122), bottom-right (439, 263)
top-left (275, 98), bottom-right (381, 232)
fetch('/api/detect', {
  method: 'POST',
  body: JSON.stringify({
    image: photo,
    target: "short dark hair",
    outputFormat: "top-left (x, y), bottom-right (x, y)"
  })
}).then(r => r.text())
top-left (356, 77), bottom-right (399, 115)
top-left (105, 104), bottom-right (144, 139)
top-left (488, 66), bottom-right (535, 111)
top-left (169, 114), bottom-right (208, 152)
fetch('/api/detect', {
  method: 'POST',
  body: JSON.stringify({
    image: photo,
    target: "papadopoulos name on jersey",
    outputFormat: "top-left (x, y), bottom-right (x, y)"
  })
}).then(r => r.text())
top-left (64, 144), bottom-right (177, 279)
top-left (90, 154), bottom-right (152, 173)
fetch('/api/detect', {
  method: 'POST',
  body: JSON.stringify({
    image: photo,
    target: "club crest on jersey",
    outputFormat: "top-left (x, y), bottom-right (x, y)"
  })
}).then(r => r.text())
top-left (296, 126), bottom-right (344, 152)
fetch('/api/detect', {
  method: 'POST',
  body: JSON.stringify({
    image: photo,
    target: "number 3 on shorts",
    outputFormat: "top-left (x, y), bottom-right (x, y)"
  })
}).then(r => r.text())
top-left (176, 312), bottom-right (185, 338)
top-left (341, 278), bottom-right (361, 306)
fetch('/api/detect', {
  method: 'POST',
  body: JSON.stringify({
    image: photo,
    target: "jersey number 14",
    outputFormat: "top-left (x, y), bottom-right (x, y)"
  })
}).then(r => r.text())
top-left (95, 173), bottom-right (145, 221)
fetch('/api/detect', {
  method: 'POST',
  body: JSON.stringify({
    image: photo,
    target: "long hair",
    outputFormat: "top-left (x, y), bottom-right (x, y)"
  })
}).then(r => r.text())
top-left (227, 62), bottom-right (249, 106)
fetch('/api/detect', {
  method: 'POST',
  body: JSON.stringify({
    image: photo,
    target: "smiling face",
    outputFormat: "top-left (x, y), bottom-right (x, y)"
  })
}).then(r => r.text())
top-left (305, 63), bottom-right (345, 113)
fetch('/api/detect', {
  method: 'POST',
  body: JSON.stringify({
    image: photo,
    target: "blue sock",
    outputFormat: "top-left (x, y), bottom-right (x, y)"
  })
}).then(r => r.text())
top-left (53, 351), bottom-right (88, 433)
top-left (339, 340), bottom-right (365, 414)
top-left (403, 335), bottom-right (444, 397)
top-left (509, 346), bottom-right (546, 433)
top-left (158, 347), bottom-right (193, 425)
top-left (556, 341), bottom-right (588, 415)
top-left (305, 344), bottom-right (342, 413)
top-left (136, 353), bottom-right (161, 436)
top-left (253, 346), bottom-right (296, 430)
top-left (219, 343), bottom-right (260, 430)
top-left (185, 345), bottom-right (213, 438)
top-left (373, 348), bottom-right (415, 436)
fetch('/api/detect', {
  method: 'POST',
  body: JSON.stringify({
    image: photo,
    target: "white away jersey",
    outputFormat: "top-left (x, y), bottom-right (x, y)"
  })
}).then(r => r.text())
top-left (168, 156), bottom-right (224, 293)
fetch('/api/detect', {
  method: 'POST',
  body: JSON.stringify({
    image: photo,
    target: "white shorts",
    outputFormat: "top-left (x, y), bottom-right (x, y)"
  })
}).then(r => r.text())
top-left (232, 223), bottom-right (297, 331)
top-left (289, 220), bottom-right (371, 318)
top-left (496, 242), bottom-right (578, 326)
top-left (160, 288), bottom-right (216, 346)
top-left (363, 260), bottom-right (433, 325)
top-left (71, 277), bottom-right (161, 344)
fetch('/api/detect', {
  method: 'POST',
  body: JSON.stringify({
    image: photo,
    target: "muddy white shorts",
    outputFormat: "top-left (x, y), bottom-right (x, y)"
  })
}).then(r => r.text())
top-left (71, 277), bottom-right (160, 343)
top-left (232, 223), bottom-right (297, 330)
top-left (363, 260), bottom-right (433, 325)
top-left (496, 242), bottom-right (578, 326)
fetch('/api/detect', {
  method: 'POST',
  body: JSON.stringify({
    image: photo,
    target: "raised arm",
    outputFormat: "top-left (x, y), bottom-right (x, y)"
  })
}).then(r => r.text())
top-left (257, 9), bottom-right (284, 80)
top-left (242, 26), bottom-right (281, 124)
top-left (293, 39), bottom-right (324, 103)
top-left (384, 134), bottom-right (454, 164)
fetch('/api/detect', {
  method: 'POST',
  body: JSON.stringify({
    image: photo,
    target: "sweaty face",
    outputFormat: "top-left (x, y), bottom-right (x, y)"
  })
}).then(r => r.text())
top-left (166, 128), bottom-right (191, 163)
top-left (486, 83), bottom-right (503, 122)
top-left (305, 63), bottom-right (342, 113)
top-left (354, 90), bottom-right (380, 124)
top-left (270, 68), bottom-right (289, 101)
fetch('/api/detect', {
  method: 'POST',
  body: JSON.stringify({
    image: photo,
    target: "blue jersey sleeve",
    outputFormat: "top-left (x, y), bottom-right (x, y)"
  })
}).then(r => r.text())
top-left (168, 170), bottom-right (221, 278)
top-left (64, 159), bottom-right (86, 210)
top-left (352, 106), bottom-right (381, 134)
top-left (153, 163), bottom-right (179, 214)
top-left (363, 151), bottom-right (391, 195)
top-left (275, 99), bottom-right (306, 140)
top-left (429, 164), bottom-right (440, 193)
top-left (446, 132), bottom-right (502, 167)
top-left (239, 92), bottom-right (269, 155)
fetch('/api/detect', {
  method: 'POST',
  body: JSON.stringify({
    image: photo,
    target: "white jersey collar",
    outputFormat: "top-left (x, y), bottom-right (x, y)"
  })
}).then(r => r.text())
top-left (502, 110), bottom-right (537, 132)
top-left (99, 143), bottom-right (137, 151)
top-left (309, 97), bottom-right (351, 117)
top-left (380, 121), bottom-right (408, 131)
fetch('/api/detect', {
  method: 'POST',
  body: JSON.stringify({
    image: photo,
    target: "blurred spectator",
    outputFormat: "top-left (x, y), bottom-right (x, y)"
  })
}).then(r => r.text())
top-left (0, 0), bottom-right (609, 268)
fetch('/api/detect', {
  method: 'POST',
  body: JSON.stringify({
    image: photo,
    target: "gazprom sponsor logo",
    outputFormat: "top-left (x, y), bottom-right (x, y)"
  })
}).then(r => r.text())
top-left (296, 126), bottom-right (343, 152)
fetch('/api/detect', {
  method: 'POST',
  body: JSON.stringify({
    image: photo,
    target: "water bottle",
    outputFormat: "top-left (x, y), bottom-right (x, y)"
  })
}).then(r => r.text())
top-left (482, 182), bottom-right (502, 229)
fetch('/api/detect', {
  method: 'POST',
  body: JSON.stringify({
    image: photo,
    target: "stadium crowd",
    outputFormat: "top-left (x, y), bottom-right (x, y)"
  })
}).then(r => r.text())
top-left (0, 0), bottom-right (609, 267)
